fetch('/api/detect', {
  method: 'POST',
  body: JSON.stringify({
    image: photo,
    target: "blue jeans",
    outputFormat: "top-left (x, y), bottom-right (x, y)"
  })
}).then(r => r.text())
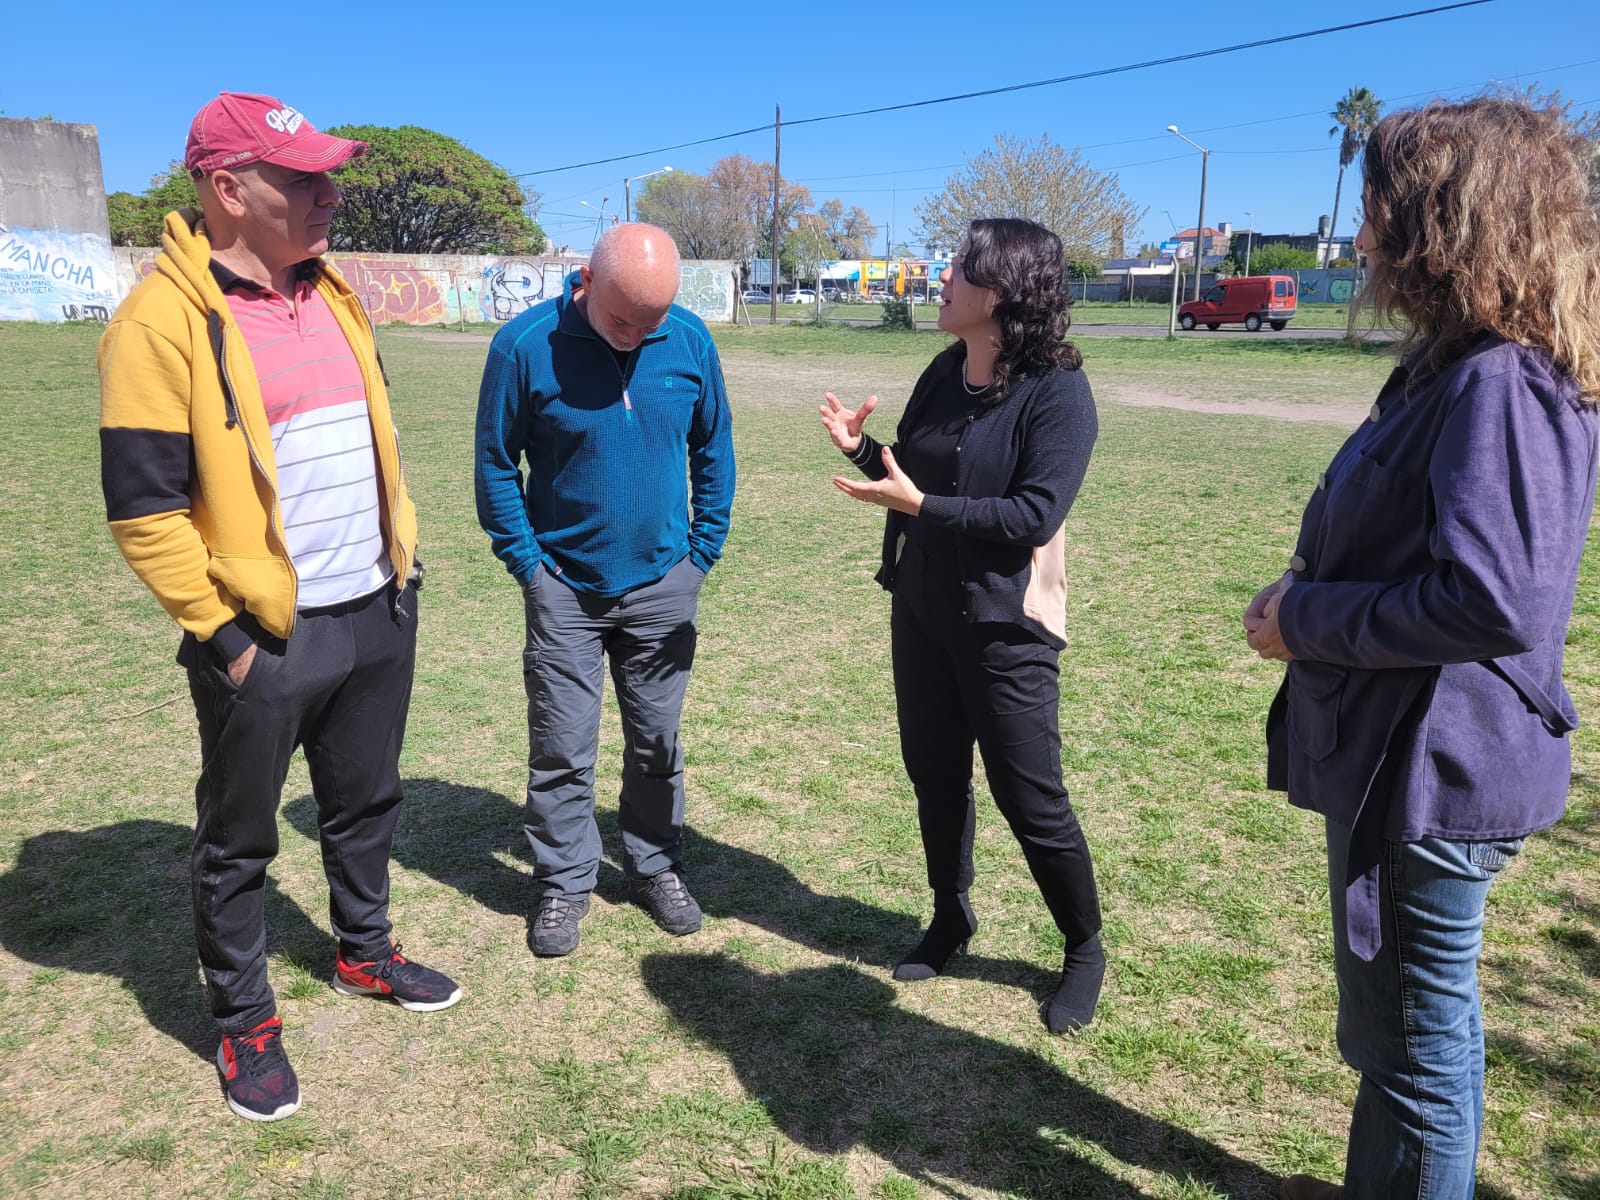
top-left (1325, 819), bottom-right (1523, 1200)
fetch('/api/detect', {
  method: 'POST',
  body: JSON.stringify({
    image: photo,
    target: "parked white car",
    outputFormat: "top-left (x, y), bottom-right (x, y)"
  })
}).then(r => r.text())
top-left (783, 289), bottom-right (817, 303)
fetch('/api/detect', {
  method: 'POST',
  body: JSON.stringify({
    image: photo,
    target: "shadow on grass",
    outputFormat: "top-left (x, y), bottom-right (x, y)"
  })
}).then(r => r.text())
top-left (643, 951), bottom-right (1283, 1200)
top-left (0, 819), bottom-right (332, 1060)
top-left (286, 779), bottom-right (1055, 998)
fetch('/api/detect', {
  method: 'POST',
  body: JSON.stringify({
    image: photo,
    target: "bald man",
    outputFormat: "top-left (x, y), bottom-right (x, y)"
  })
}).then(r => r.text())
top-left (475, 224), bottom-right (736, 957)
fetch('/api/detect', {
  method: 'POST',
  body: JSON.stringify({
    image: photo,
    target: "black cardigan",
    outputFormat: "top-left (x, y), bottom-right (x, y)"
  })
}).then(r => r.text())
top-left (845, 347), bottom-right (1097, 648)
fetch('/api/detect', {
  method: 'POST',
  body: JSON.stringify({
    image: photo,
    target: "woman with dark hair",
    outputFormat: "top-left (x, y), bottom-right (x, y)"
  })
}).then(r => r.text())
top-left (1246, 98), bottom-right (1600, 1200)
top-left (820, 217), bottom-right (1105, 1034)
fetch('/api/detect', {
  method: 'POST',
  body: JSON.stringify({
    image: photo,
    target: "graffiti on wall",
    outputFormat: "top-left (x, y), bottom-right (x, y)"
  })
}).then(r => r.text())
top-left (1289, 270), bottom-right (1358, 304)
top-left (0, 223), bottom-right (121, 322)
top-left (483, 259), bottom-right (567, 321)
top-left (111, 250), bottom-right (731, 326)
top-left (328, 256), bottom-right (449, 324)
top-left (675, 262), bottom-right (733, 324)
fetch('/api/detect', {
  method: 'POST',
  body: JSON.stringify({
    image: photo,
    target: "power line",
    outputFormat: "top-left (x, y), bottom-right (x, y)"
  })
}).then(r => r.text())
top-left (791, 56), bottom-right (1600, 192)
top-left (1075, 54), bottom-right (1600, 152)
top-left (512, 1), bottom-right (1495, 178)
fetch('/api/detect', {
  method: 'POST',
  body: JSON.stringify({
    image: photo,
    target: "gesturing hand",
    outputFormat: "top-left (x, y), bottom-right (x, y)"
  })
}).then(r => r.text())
top-left (832, 446), bottom-right (925, 515)
top-left (819, 392), bottom-right (878, 453)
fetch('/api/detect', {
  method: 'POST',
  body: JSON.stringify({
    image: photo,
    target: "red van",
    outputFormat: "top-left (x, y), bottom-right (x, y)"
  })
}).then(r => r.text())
top-left (1178, 275), bottom-right (1296, 331)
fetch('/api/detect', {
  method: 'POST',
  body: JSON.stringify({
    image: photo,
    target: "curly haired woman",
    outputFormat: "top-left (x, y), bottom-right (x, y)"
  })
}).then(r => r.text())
top-left (1245, 98), bottom-right (1600, 1199)
top-left (820, 217), bottom-right (1106, 1034)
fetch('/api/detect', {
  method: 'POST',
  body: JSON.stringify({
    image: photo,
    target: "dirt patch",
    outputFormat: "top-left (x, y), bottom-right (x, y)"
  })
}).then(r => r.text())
top-left (1106, 384), bottom-right (1367, 425)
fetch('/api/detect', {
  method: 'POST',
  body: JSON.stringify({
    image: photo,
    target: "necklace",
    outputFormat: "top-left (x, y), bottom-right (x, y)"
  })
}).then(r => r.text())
top-left (961, 362), bottom-right (992, 395)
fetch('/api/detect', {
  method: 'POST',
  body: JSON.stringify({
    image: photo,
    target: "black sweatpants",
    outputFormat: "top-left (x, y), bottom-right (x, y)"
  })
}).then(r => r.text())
top-left (890, 543), bottom-right (1101, 948)
top-left (182, 583), bottom-right (417, 1033)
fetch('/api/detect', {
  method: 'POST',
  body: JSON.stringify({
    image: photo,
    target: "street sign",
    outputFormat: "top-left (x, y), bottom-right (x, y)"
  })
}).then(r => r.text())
top-left (1159, 240), bottom-right (1183, 254)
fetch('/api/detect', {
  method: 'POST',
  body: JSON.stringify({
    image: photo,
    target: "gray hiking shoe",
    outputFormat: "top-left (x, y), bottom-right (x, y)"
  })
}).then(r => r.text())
top-left (530, 892), bottom-right (591, 957)
top-left (628, 870), bottom-right (702, 936)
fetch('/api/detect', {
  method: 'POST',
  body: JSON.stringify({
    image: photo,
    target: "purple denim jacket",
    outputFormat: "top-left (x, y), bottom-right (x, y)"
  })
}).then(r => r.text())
top-left (1265, 338), bottom-right (1597, 958)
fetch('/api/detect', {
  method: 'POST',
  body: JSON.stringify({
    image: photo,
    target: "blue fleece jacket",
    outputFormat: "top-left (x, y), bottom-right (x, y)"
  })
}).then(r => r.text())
top-left (475, 272), bottom-right (735, 596)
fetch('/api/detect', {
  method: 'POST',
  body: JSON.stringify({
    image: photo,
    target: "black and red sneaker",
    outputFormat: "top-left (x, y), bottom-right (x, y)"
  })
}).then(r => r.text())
top-left (217, 1016), bottom-right (301, 1122)
top-left (333, 942), bottom-right (462, 1012)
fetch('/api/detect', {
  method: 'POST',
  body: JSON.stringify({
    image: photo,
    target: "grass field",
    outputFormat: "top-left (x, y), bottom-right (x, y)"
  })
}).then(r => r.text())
top-left (1, 320), bottom-right (1596, 1199)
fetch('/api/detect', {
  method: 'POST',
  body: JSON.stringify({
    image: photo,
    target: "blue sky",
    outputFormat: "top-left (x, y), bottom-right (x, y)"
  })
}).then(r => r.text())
top-left (5, 0), bottom-right (1596, 255)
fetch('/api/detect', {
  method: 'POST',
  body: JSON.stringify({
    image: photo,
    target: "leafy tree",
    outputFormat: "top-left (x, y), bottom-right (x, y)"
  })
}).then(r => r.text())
top-left (915, 134), bottom-right (1145, 261)
top-left (1134, 242), bottom-right (1163, 259)
top-left (638, 153), bottom-right (813, 278)
top-left (1248, 242), bottom-right (1319, 272)
top-left (635, 170), bottom-right (739, 259)
top-left (106, 191), bottom-right (155, 246)
top-left (787, 215), bottom-right (835, 290)
top-left (816, 199), bottom-right (877, 258)
top-left (1327, 86), bottom-right (1382, 264)
top-left (323, 125), bottom-right (544, 254)
top-left (106, 162), bottom-right (198, 245)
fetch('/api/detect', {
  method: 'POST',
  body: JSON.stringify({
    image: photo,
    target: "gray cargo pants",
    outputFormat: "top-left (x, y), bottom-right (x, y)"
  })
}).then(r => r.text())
top-left (522, 555), bottom-right (703, 895)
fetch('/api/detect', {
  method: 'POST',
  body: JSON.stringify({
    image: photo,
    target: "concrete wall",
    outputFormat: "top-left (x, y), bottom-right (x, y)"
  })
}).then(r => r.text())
top-left (0, 119), bottom-right (121, 322)
top-left (115, 248), bottom-right (738, 327)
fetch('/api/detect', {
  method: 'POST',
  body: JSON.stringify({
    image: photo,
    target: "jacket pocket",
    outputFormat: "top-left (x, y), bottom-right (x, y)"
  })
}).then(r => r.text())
top-left (1287, 660), bottom-right (1347, 761)
top-left (1345, 451), bottom-right (1422, 498)
top-left (208, 554), bottom-right (295, 637)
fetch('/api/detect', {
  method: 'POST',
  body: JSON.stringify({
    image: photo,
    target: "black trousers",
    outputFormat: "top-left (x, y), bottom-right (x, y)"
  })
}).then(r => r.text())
top-left (890, 543), bottom-right (1102, 948)
top-left (183, 583), bottom-right (417, 1033)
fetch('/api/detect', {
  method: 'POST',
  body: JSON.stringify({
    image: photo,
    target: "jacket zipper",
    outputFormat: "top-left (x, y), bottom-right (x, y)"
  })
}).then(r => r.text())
top-left (351, 298), bottom-right (412, 614)
top-left (613, 347), bottom-right (637, 424)
top-left (213, 313), bottom-right (300, 631)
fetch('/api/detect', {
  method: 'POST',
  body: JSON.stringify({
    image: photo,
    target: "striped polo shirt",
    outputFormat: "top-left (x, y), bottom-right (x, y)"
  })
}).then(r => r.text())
top-left (214, 261), bottom-right (391, 609)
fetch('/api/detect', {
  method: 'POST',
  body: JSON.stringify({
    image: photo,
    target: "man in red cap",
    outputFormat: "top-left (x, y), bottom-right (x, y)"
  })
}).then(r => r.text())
top-left (98, 92), bottom-right (460, 1123)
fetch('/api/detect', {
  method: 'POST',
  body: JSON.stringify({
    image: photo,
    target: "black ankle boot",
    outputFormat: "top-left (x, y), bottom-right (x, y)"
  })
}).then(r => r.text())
top-left (1045, 933), bottom-right (1105, 1035)
top-left (893, 892), bottom-right (977, 982)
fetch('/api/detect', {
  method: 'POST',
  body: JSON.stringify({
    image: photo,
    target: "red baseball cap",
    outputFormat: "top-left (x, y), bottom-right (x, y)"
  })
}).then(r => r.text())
top-left (185, 92), bottom-right (368, 178)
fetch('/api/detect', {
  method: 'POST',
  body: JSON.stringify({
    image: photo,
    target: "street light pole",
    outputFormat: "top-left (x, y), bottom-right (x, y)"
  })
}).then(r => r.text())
top-left (579, 197), bottom-right (611, 243)
top-left (1167, 125), bottom-right (1209, 301)
top-left (624, 166), bottom-right (672, 223)
top-left (1244, 209), bottom-right (1254, 276)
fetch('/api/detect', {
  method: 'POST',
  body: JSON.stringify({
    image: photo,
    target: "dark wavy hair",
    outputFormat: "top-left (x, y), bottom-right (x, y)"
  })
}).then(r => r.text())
top-left (955, 217), bottom-right (1082, 396)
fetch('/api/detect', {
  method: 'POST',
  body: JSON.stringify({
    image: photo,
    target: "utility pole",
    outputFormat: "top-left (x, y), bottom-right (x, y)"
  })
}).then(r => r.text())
top-left (884, 222), bottom-right (891, 299)
top-left (1168, 251), bottom-right (1182, 337)
top-left (1244, 209), bottom-right (1254, 276)
top-left (1167, 126), bottom-right (1210, 301)
top-left (1345, 223), bottom-right (1363, 346)
top-left (770, 105), bottom-right (780, 325)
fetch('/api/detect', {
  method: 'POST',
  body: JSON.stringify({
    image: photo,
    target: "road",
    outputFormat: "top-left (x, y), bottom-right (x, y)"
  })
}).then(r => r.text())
top-left (761, 315), bottom-right (1393, 340)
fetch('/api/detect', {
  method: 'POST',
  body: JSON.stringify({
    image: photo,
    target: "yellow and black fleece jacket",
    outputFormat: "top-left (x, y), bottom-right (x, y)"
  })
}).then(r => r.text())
top-left (98, 209), bottom-right (418, 657)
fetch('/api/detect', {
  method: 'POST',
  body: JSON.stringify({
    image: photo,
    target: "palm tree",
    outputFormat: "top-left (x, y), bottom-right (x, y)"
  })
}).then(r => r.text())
top-left (1327, 86), bottom-right (1382, 264)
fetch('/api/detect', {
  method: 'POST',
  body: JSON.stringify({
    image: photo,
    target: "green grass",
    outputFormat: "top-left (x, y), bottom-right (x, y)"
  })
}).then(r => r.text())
top-left (1, 319), bottom-right (1595, 1199)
